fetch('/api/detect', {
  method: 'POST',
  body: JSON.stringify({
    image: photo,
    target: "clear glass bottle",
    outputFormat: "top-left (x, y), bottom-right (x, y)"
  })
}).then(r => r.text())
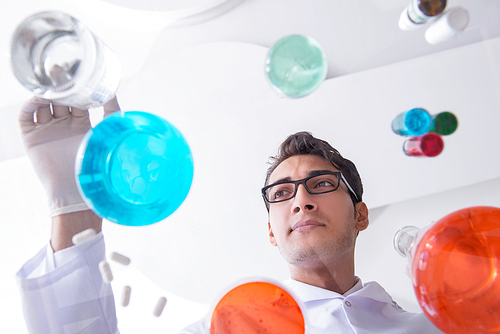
top-left (399, 0), bottom-right (447, 31)
top-left (10, 11), bottom-right (121, 109)
top-left (394, 207), bottom-right (500, 334)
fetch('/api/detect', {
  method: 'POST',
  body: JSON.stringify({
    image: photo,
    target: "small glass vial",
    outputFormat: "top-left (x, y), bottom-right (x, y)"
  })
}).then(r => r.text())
top-left (392, 108), bottom-right (431, 136)
top-left (403, 133), bottom-right (444, 157)
top-left (430, 111), bottom-right (458, 135)
top-left (425, 7), bottom-right (469, 44)
top-left (399, 0), bottom-right (447, 31)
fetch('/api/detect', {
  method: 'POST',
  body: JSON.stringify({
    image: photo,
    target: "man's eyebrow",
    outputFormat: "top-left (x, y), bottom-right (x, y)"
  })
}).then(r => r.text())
top-left (270, 170), bottom-right (337, 185)
top-left (270, 176), bottom-right (292, 185)
top-left (307, 169), bottom-right (336, 177)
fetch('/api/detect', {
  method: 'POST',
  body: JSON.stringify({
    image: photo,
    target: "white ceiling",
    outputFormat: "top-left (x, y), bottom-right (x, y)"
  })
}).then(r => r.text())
top-left (2, 1), bottom-right (500, 333)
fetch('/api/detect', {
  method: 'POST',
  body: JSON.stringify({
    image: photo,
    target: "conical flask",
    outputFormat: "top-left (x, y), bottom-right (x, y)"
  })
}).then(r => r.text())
top-left (394, 206), bottom-right (500, 334)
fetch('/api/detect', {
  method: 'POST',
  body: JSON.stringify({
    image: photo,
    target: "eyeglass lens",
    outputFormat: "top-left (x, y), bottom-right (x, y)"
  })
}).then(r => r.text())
top-left (265, 173), bottom-right (340, 202)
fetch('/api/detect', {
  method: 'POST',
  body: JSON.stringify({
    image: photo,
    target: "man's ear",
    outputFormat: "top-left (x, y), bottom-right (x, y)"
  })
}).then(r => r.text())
top-left (268, 222), bottom-right (277, 247)
top-left (355, 202), bottom-right (369, 232)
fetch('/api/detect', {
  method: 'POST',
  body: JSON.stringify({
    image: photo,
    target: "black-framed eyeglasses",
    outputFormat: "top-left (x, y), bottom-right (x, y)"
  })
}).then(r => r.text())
top-left (261, 171), bottom-right (359, 204)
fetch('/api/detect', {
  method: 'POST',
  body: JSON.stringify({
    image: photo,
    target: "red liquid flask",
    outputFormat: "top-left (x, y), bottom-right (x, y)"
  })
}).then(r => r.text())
top-left (210, 280), bottom-right (306, 334)
top-left (394, 207), bottom-right (500, 333)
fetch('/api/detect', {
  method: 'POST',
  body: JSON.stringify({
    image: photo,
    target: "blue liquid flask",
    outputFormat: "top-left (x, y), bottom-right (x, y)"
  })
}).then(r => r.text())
top-left (392, 108), bottom-right (431, 136)
top-left (265, 35), bottom-right (328, 98)
top-left (75, 111), bottom-right (194, 226)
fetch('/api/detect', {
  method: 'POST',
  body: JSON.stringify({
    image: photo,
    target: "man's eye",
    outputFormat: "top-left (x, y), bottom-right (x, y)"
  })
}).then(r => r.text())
top-left (271, 185), bottom-right (294, 200)
top-left (274, 189), bottom-right (289, 199)
top-left (314, 180), bottom-right (333, 188)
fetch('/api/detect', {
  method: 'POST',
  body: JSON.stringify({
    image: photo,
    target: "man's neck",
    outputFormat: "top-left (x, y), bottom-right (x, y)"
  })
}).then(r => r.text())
top-left (288, 261), bottom-right (356, 294)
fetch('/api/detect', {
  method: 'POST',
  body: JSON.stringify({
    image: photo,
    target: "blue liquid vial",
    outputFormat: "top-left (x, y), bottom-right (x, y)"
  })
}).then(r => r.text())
top-left (392, 108), bottom-right (431, 136)
top-left (75, 111), bottom-right (194, 226)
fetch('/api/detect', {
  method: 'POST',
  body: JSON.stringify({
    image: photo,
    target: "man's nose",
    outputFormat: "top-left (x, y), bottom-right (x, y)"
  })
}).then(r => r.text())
top-left (292, 183), bottom-right (317, 214)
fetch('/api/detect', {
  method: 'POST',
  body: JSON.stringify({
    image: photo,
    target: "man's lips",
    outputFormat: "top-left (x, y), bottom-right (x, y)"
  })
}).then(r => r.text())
top-left (292, 220), bottom-right (325, 232)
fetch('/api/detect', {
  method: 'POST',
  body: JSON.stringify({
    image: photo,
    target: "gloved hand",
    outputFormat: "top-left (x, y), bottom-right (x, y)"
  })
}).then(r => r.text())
top-left (19, 97), bottom-right (121, 217)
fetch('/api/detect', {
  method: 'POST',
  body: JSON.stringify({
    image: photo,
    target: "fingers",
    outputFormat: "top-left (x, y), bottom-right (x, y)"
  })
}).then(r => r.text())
top-left (35, 102), bottom-right (53, 124)
top-left (71, 107), bottom-right (90, 118)
top-left (103, 96), bottom-right (121, 118)
top-left (52, 102), bottom-right (71, 119)
top-left (19, 97), bottom-right (51, 132)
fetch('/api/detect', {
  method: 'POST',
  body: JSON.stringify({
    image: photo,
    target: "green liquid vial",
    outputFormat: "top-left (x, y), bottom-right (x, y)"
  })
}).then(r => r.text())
top-left (431, 111), bottom-right (458, 135)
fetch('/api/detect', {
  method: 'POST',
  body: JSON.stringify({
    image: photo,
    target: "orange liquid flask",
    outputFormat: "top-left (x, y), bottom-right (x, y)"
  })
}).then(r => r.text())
top-left (394, 206), bottom-right (500, 333)
top-left (210, 280), bottom-right (306, 334)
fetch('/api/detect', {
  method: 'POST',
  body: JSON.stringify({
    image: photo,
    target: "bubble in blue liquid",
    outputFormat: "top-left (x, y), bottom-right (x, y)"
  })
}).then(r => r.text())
top-left (392, 108), bottom-right (431, 136)
top-left (265, 35), bottom-right (328, 98)
top-left (75, 111), bottom-right (194, 226)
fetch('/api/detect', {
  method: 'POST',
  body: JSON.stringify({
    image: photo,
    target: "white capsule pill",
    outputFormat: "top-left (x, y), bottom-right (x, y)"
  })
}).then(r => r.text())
top-left (121, 286), bottom-right (131, 307)
top-left (153, 297), bottom-right (167, 317)
top-left (99, 260), bottom-right (113, 283)
top-left (110, 252), bottom-right (131, 266)
top-left (72, 228), bottom-right (96, 245)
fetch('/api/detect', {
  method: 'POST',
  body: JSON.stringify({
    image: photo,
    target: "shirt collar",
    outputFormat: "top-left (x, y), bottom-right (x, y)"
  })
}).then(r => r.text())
top-left (283, 276), bottom-right (363, 303)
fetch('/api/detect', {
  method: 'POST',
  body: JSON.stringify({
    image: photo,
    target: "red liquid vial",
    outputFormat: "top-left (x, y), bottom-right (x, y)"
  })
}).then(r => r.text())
top-left (403, 133), bottom-right (444, 157)
top-left (396, 207), bottom-right (500, 333)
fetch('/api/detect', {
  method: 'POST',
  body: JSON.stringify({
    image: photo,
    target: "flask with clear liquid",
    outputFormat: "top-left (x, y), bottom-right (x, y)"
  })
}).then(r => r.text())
top-left (10, 11), bottom-right (121, 109)
top-left (394, 206), bottom-right (500, 334)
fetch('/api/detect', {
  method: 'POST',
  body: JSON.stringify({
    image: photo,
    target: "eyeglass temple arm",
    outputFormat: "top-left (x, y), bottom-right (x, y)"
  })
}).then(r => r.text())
top-left (341, 174), bottom-right (359, 202)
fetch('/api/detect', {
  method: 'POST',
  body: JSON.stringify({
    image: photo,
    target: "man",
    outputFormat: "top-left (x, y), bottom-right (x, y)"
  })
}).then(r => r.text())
top-left (17, 98), bottom-right (443, 333)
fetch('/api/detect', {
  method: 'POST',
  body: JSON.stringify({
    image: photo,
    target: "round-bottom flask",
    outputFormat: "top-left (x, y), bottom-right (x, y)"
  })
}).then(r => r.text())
top-left (394, 207), bottom-right (500, 334)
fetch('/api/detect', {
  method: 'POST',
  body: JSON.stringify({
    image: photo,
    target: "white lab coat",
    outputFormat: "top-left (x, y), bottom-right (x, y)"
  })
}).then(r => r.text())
top-left (181, 278), bottom-right (444, 334)
top-left (16, 233), bottom-right (118, 334)
top-left (17, 233), bottom-right (443, 334)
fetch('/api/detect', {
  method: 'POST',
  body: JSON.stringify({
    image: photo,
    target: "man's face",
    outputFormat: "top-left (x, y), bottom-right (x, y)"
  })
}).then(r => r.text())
top-left (267, 154), bottom-right (367, 268)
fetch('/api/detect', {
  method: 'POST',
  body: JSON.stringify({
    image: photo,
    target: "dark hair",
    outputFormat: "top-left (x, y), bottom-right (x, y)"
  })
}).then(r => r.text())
top-left (264, 131), bottom-right (363, 210)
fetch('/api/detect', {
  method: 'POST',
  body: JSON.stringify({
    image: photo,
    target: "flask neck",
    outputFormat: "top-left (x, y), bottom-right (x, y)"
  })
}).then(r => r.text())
top-left (394, 226), bottom-right (420, 257)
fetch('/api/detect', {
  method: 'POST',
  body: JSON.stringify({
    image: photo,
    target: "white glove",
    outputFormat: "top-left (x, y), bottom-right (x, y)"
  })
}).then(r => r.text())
top-left (19, 97), bottom-right (120, 217)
